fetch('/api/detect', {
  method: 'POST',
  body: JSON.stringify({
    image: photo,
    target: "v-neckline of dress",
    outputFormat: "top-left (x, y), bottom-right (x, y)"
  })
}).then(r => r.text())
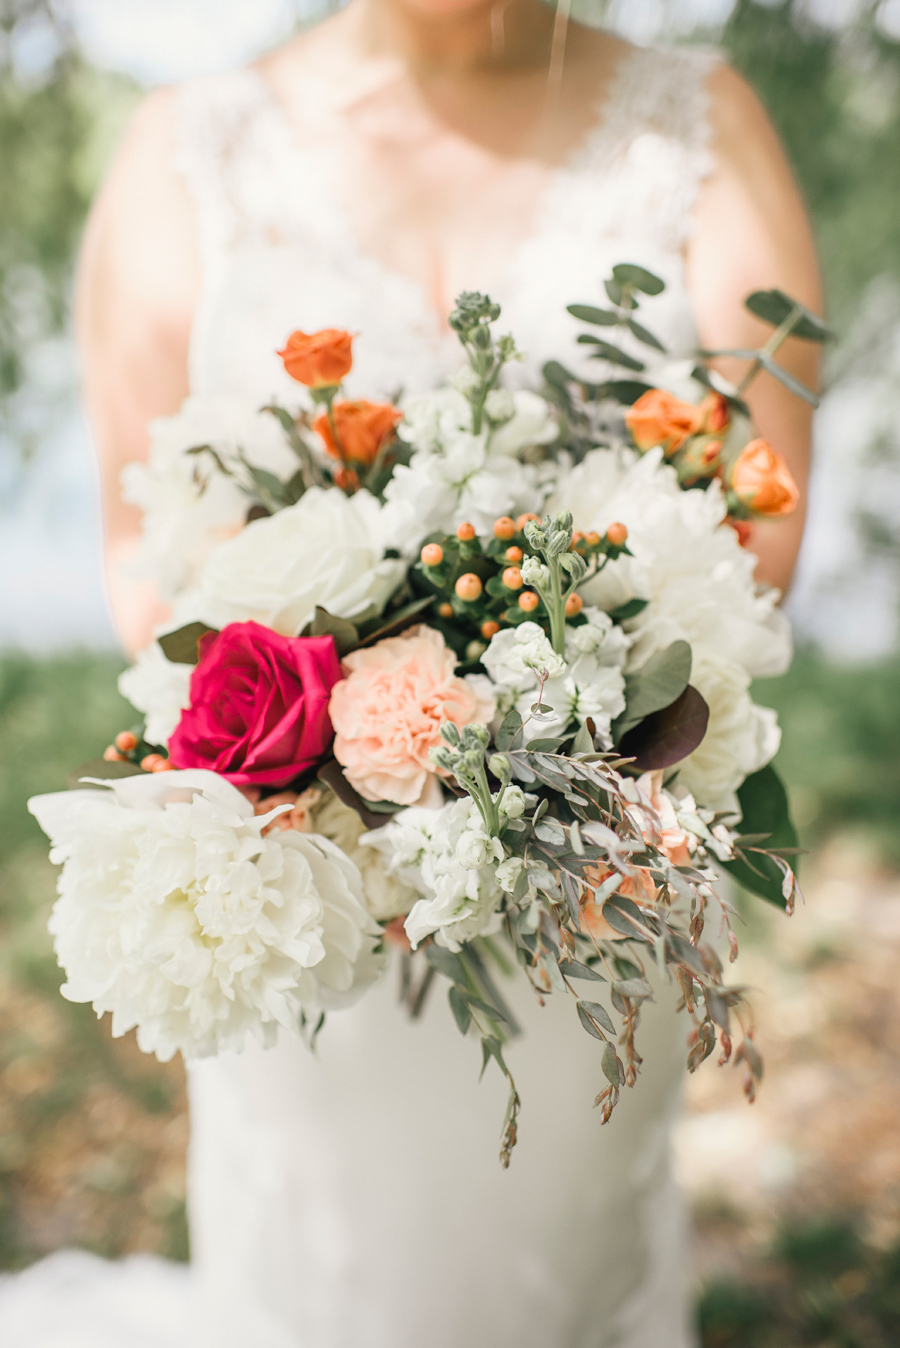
top-left (240, 45), bottom-right (643, 333)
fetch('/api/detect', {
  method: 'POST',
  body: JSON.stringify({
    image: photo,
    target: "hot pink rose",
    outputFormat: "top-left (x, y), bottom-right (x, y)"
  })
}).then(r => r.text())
top-left (168, 622), bottom-right (342, 788)
top-left (329, 624), bottom-right (494, 806)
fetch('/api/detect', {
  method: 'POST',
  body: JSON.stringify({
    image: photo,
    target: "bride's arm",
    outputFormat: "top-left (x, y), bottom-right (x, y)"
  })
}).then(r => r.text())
top-left (689, 65), bottom-right (823, 595)
top-left (75, 88), bottom-right (199, 656)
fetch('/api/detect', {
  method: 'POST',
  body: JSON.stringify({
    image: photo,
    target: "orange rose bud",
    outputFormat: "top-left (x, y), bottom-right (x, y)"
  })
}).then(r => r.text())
top-left (103, 745), bottom-right (125, 762)
top-left (481, 620), bottom-right (500, 639)
top-left (314, 400), bottom-right (401, 467)
top-left (420, 543), bottom-right (444, 567)
top-left (141, 753), bottom-right (163, 772)
top-left (518, 591), bottom-right (539, 612)
top-left (516, 513), bottom-right (539, 529)
top-left (505, 545), bottom-right (523, 563)
top-left (626, 389), bottom-right (704, 455)
top-left (277, 328), bottom-right (353, 387)
top-left (565, 593), bottom-right (584, 617)
top-left (493, 516), bottom-right (517, 540)
top-left (502, 566), bottom-right (524, 590)
top-left (438, 602), bottom-right (454, 618)
top-left (726, 516), bottom-right (754, 548)
top-left (700, 391), bottom-right (730, 434)
top-left (730, 438), bottom-right (799, 519)
top-left (605, 522), bottom-right (628, 547)
top-left (114, 730), bottom-right (138, 753)
top-left (456, 522), bottom-right (476, 541)
top-left (333, 466), bottom-right (359, 492)
top-left (455, 573), bottom-right (483, 602)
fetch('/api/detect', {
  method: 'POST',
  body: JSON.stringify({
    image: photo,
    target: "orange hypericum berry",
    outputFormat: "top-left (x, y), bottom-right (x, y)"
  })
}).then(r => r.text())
top-left (481, 620), bottom-right (501, 639)
top-left (585, 531), bottom-right (602, 547)
top-left (420, 543), bottom-right (444, 566)
top-left (141, 753), bottom-right (163, 772)
top-left (493, 516), bottom-right (516, 541)
top-left (455, 573), bottom-right (483, 602)
top-left (502, 566), bottom-right (524, 590)
top-left (516, 512), bottom-right (539, 529)
top-left (152, 758), bottom-right (175, 773)
top-left (572, 531), bottom-right (585, 548)
top-left (103, 745), bottom-right (125, 762)
top-left (115, 730), bottom-right (138, 753)
top-left (438, 602), bottom-right (454, 618)
top-left (565, 593), bottom-right (584, 617)
top-left (606, 522), bottom-right (628, 547)
top-left (456, 522), bottom-right (476, 541)
top-left (518, 591), bottom-right (539, 612)
top-left (505, 545), bottom-right (523, 563)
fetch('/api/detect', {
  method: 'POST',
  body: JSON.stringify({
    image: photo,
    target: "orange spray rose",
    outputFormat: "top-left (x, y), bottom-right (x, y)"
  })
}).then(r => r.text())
top-left (626, 389), bottom-right (704, 455)
top-left (730, 438), bottom-right (799, 518)
top-left (314, 400), bottom-right (402, 466)
top-left (277, 329), bottom-right (354, 386)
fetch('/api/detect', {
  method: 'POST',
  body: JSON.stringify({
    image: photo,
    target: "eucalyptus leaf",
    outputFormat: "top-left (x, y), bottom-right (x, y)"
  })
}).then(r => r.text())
top-left (579, 999), bottom-right (616, 1034)
top-left (613, 263), bottom-right (666, 296)
top-left (577, 1002), bottom-right (607, 1042)
top-left (566, 304), bottom-right (619, 326)
top-left (606, 597), bottom-right (649, 623)
top-left (448, 985), bottom-right (471, 1035)
top-left (571, 722), bottom-right (594, 755)
top-left (756, 351), bottom-right (821, 407)
top-left (745, 289), bottom-right (834, 342)
top-left (357, 596), bottom-right (434, 647)
top-left (627, 318), bottom-right (666, 351)
top-left (495, 709), bottom-right (523, 751)
top-left (601, 1041), bottom-right (626, 1087)
top-left (577, 335), bottom-right (646, 372)
top-left (603, 380), bottom-right (654, 405)
top-left (158, 621), bottom-right (217, 666)
top-left (558, 958), bottom-right (606, 983)
top-left (316, 759), bottom-right (393, 831)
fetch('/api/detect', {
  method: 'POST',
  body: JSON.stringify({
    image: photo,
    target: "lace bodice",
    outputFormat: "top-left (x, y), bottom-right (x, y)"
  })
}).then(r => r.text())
top-left (176, 43), bottom-right (720, 405)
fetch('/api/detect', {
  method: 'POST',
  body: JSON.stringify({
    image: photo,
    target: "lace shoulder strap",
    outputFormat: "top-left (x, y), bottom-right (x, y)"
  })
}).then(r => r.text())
top-left (572, 43), bottom-right (724, 252)
top-left (175, 68), bottom-right (282, 280)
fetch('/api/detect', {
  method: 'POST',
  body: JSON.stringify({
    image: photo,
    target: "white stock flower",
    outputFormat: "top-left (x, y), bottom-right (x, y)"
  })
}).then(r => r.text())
top-left (483, 623), bottom-right (566, 690)
top-left (180, 487), bottom-right (404, 636)
top-left (121, 395), bottom-right (296, 600)
top-left (489, 390), bottom-right (558, 456)
top-left (499, 785), bottom-right (526, 819)
top-left (677, 651), bottom-right (782, 815)
top-left (364, 799), bottom-right (504, 952)
top-left (549, 447), bottom-right (792, 679)
top-left (521, 555), bottom-right (550, 588)
top-left (28, 771), bottom-right (384, 1061)
top-left (495, 856), bottom-right (525, 893)
top-left (118, 644), bottom-right (193, 748)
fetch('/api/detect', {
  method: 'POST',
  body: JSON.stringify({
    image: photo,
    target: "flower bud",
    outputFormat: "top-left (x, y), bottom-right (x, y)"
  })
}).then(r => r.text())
top-left (441, 721), bottom-right (462, 747)
top-left (489, 753), bottom-right (512, 783)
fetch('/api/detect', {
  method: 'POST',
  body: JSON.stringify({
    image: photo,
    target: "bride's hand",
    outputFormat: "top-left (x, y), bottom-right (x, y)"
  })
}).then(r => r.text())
top-left (690, 65), bottom-right (823, 596)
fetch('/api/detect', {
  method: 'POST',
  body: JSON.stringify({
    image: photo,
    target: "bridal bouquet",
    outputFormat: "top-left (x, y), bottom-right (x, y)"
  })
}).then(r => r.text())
top-left (30, 271), bottom-right (829, 1163)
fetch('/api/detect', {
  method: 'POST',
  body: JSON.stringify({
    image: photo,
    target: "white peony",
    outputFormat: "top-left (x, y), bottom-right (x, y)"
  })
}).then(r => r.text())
top-left (676, 651), bottom-right (782, 816)
top-left (118, 643), bottom-right (193, 748)
top-left (178, 487), bottom-right (404, 636)
top-left (28, 771), bottom-right (384, 1061)
top-left (548, 447), bottom-right (792, 679)
top-left (121, 395), bottom-right (296, 600)
top-left (363, 800), bottom-right (504, 952)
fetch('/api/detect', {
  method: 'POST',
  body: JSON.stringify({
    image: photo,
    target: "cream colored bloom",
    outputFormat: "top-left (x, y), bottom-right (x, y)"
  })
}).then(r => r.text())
top-left (28, 771), bottom-right (384, 1062)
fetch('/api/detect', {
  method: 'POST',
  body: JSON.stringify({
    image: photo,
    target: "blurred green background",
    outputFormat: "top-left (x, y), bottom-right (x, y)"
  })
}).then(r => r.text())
top-left (2, 2), bottom-right (900, 1344)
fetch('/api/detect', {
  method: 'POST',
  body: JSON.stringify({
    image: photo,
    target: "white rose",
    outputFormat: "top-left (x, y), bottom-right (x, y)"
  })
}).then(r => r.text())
top-left (677, 650), bottom-right (782, 815)
top-left (121, 395), bottom-right (296, 600)
top-left (483, 622), bottom-right (567, 691)
top-left (118, 643), bottom-right (193, 747)
top-left (180, 487), bottom-right (404, 636)
top-left (28, 771), bottom-right (384, 1061)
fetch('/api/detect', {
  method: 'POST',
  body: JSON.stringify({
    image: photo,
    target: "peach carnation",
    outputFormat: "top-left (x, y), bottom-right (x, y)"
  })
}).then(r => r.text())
top-left (329, 625), bottom-right (493, 806)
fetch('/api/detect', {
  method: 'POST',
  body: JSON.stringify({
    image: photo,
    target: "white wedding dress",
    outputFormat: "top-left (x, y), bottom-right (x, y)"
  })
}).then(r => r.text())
top-left (1, 41), bottom-right (721, 1348)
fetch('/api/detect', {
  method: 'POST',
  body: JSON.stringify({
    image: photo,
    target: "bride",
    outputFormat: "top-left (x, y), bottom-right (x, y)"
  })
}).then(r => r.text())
top-left (11, 3), bottom-right (821, 1346)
